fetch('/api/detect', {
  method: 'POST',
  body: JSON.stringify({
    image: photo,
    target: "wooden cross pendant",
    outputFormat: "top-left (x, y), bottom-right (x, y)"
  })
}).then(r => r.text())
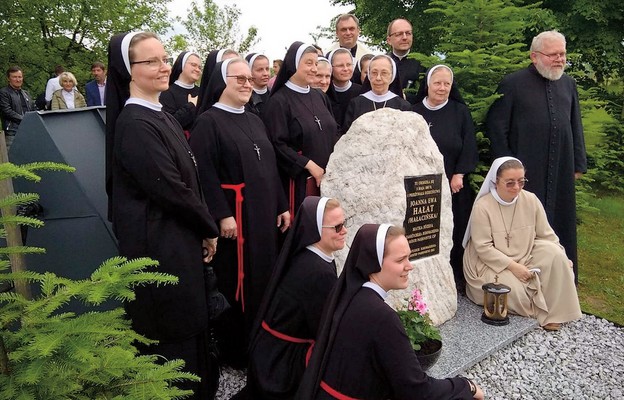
top-left (505, 233), bottom-right (511, 247)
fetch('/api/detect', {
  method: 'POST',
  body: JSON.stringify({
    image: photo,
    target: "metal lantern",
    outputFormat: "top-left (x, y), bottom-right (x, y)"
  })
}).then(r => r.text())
top-left (481, 275), bottom-right (511, 326)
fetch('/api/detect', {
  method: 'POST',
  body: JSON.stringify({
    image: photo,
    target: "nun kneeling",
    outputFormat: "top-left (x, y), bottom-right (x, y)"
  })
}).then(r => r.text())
top-left (297, 224), bottom-right (484, 400)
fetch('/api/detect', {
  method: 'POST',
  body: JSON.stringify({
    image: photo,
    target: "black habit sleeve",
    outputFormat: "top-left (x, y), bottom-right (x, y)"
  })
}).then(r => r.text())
top-left (189, 112), bottom-right (233, 221)
top-left (117, 112), bottom-right (218, 238)
top-left (262, 93), bottom-right (311, 178)
top-left (160, 85), bottom-right (198, 130)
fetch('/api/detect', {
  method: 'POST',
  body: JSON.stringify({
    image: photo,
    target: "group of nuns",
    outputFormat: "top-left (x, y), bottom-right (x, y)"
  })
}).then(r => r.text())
top-left (105, 31), bottom-right (484, 399)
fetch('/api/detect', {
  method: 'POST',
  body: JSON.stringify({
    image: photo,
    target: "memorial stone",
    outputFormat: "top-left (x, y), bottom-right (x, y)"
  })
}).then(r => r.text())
top-left (322, 108), bottom-right (457, 324)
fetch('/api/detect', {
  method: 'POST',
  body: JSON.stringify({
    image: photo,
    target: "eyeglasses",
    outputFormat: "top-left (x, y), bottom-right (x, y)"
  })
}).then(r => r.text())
top-left (130, 57), bottom-right (173, 69)
top-left (187, 62), bottom-right (202, 69)
top-left (499, 178), bottom-right (529, 188)
top-left (534, 50), bottom-right (566, 61)
top-left (369, 70), bottom-right (392, 79)
top-left (322, 220), bottom-right (348, 233)
top-left (227, 75), bottom-right (255, 85)
top-left (332, 63), bottom-right (353, 69)
top-left (389, 31), bottom-right (413, 38)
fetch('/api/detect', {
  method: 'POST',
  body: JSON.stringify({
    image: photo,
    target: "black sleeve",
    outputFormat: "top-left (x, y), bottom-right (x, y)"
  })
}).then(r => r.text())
top-left (263, 96), bottom-right (310, 177)
top-left (189, 114), bottom-right (233, 221)
top-left (374, 311), bottom-right (474, 400)
top-left (161, 89), bottom-right (197, 129)
top-left (117, 116), bottom-right (218, 238)
top-left (455, 104), bottom-right (479, 174)
top-left (485, 79), bottom-right (514, 158)
top-left (0, 89), bottom-right (22, 123)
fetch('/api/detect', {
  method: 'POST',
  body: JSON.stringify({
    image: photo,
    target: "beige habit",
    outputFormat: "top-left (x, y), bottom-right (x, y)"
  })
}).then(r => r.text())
top-left (463, 190), bottom-right (581, 325)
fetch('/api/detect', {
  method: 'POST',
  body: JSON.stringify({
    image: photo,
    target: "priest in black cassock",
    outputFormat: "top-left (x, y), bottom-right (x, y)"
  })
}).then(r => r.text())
top-left (262, 41), bottom-right (338, 217)
top-left (342, 54), bottom-right (411, 135)
top-left (325, 48), bottom-right (361, 135)
top-left (486, 30), bottom-right (587, 282)
top-left (242, 196), bottom-right (347, 399)
top-left (413, 64), bottom-right (478, 290)
top-left (296, 224), bottom-right (483, 399)
top-left (386, 18), bottom-right (426, 105)
top-left (189, 57), bottom-right (290, 369)
top-left (159, 51), bottom-right (201, 136)
top-left (106, 31), bottom-right (220, 398)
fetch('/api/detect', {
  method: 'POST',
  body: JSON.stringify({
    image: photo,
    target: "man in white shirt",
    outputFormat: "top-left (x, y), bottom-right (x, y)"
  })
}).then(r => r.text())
top-left (44, 65), bottom-right (64, 107)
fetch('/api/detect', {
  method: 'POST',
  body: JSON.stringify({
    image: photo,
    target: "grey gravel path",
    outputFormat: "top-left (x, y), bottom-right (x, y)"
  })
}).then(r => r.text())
top-left (216, 314), bottom-right (624, 399)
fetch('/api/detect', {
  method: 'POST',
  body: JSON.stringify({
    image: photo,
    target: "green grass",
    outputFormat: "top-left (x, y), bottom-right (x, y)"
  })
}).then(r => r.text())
top-left (577, 194), bottom-right (624, 326)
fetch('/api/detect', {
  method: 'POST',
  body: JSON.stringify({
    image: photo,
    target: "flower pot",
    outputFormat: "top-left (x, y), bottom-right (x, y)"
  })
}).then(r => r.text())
top-left (415, 339), bottom-right (442, 371)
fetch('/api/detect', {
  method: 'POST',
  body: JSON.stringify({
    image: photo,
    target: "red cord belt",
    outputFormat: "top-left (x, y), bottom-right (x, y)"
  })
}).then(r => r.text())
top-left (319, 381), bottom-right (362, 400)
top-left (261, 320), bottom-right (315, 365)
top-left (221, 183), bottom-right (246, 312)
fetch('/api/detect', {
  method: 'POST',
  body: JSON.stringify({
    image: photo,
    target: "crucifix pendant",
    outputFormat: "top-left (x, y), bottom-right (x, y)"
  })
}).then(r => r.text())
top-left (505, 233), bottom-right (511, 247)
top-left (253, 143), bottom-right (261, 160)
top-left (314, 115), bottom-right (322, 130)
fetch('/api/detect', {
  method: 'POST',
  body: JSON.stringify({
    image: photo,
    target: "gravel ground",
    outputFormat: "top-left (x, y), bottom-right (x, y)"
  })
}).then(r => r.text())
top-left (216, 314), bottom-right (624, 399)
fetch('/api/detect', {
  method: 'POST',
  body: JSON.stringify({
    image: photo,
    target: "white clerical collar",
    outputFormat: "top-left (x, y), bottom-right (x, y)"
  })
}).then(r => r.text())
top-left (253, 86), bottom-right (268, 95)
top-left (285, 80), bottom-right (310, 94)
top-left (423, 96), bottom-right (448, 111)
top-left (333, 81), bottom-right (352, 93)
top-left (213, 102), bottom-right (244, 114)
top-left (392, 50), bottom-right (410, 60)
top-left (363, 281), bottom-right (388, 299)
top-left (125, 97), bottom-right (162, 111)
top-left (174, 80), bottom-right (196, 89)
top-left (362, 90), bottom-right (397, 102)
top-left (306, 245), bottom-right (335, 262)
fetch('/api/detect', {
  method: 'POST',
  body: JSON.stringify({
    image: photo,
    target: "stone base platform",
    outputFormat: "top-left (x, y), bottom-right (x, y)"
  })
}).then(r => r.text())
top-left (427, 295), bottom-right (538, 378)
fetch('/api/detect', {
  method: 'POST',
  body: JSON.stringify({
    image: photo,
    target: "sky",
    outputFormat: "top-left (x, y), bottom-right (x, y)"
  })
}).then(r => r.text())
top-left (167, 0), bottom-right (353, 61)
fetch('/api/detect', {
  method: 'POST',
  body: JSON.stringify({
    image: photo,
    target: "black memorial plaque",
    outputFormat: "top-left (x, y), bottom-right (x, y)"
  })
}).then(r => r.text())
top-left (404, 174), bottom-right (442, 260)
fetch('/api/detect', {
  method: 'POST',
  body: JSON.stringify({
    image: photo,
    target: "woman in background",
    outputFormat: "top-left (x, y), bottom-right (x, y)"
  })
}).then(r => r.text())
top-left (342, 54), bottom-right (410, 134)
top-left (262, 41), bottom-right (338, 217)
top-left (50, 72), bottom-right (86, 110)
top-left (412, 64), bottom-right (477, 291)
top-left (160, 51), bottom-right (202, 136)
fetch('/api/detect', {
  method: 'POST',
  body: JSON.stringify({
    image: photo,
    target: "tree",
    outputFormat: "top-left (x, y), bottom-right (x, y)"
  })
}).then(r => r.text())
top-left (178, 0), bottom-right (259, 59)
top-left (0, 0), bottom-right (171, 97)
top-left (0, 161), bottom-right (198, 399)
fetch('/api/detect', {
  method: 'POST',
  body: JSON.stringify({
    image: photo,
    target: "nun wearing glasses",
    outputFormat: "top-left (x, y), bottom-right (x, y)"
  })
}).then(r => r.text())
top-left (462, 157), bottom-right (581, 332)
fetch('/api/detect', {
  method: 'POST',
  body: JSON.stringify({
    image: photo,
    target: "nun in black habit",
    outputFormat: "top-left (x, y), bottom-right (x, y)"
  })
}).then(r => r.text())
top-left (189, 57), bottom-right (290, 368)
top-left (342, 55), bottom-right (411, 135)
top-left (262, 41), bottom-right (338, 217)
top-left (325, 48), bottom-right (361, 134)
top-left (245, 196), bottom-right (345, 399)
top-left (245, 52), bottom-right (271, 116)
top-left (106, 31), bottom-right (219, 398)
top-left (196, 48), bottom-right (239, 115)
top-left (296, 224), bottom-right (483, 400)
top-left (159, 51), bottom-right (201, 135)
top-left (412, 64), bottom-right (478, 289)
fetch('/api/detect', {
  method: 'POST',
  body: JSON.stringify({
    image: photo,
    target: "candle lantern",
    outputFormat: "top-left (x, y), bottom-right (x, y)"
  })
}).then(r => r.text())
top-left (481, 275), bottom-right (511, 326)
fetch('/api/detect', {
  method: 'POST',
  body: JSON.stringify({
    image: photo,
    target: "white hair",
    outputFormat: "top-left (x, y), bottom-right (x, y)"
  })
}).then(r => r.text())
top-left (530, 30), bottom-right (566, 52)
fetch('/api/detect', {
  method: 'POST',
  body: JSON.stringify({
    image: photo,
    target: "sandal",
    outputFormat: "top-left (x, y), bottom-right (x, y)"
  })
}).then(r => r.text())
top-left (542, 322), bottom-right (561, 331)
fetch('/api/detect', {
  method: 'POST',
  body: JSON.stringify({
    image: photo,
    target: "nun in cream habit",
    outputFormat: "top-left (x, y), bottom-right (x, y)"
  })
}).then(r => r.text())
top-left (462, 157), bottom-right (581, 329)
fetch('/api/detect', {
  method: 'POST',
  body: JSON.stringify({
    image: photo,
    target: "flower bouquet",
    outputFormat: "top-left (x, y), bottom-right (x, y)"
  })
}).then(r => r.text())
top-left (396, 288), bottom-right (442, 351)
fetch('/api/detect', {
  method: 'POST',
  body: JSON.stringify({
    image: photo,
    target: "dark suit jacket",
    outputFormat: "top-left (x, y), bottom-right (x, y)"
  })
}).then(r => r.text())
top-left (85, 80), bottom-right (105, 106)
